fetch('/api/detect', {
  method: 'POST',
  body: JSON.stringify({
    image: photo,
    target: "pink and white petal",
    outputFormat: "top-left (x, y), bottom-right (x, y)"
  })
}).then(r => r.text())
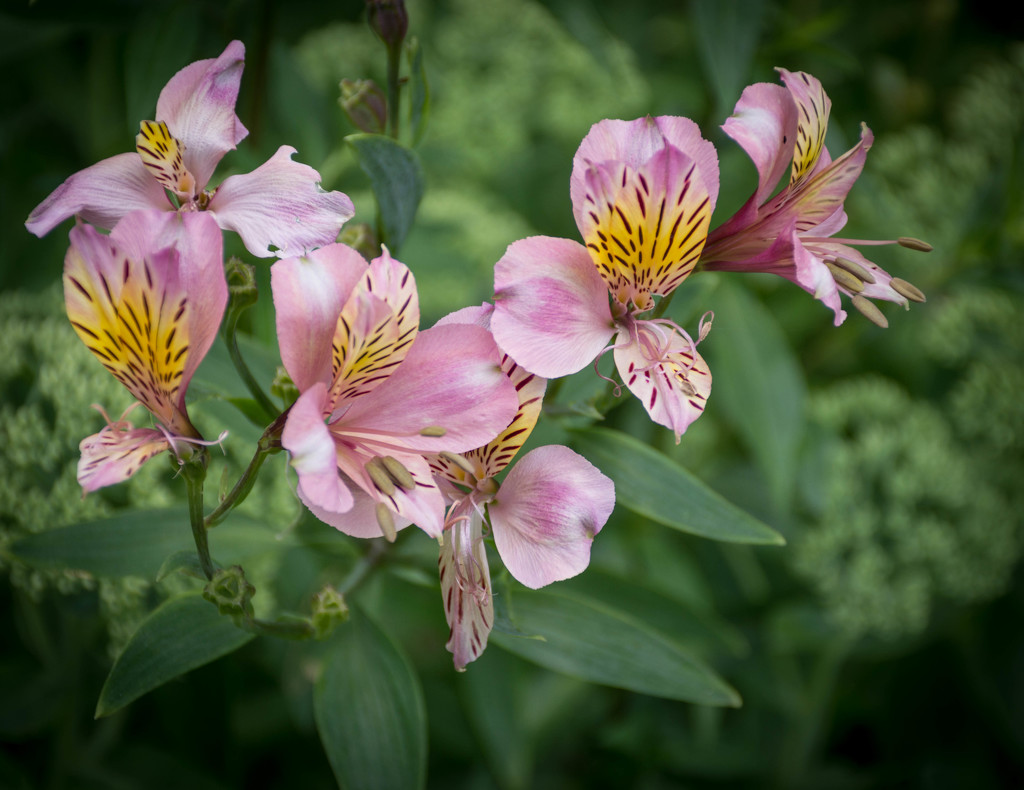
top-left (614, 323), bottom-right (713, 442)
top-left (489, 445), bottom-right (613, 589)
top-left (209, 146), bottom-right (355, 258)
top-left (570, 117), bottom-right (719, 230)
top-left (78, 424), bottom-right (170, 492)
top-left (778, 69), bottom-right (832, 185)
top-left (297, 472), bottom-right (414, 539)
top-left (492, 236), bottom-right (614, 378)
top-left (335, 449), bottom-right (446, 538)
top-left (433, 302), bottom-right (494, 330)
top-left (156, 40), bottom-right (248, 190)
top-left (338, 323), bottom-right (518, 455)
top-left (439, 508), bottom-right (493, 670)
top-left (272, 244), bottom-right (367, 392)
top-left (110, 210), bottom-right (228, 398)
top-left (283, 384), bottom-right (355, 517)
top-left (792, 235), bottom-right (847, 326)
top-left (26, 153), bottom-right (169, 237)
top-left (722, 82), bottom-right (797, 209)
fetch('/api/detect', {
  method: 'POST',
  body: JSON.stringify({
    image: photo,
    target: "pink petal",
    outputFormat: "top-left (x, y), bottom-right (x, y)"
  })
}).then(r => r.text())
top-left (721, 82), bottom-right (797, 211)
top-left (26, 153), bottom-right (169, 237)
top-left (571, 116), bottom-right (719, 232)
top-left (282, 383), bottom-right (355, 517)
top-left (209, 146), bottom-right (355, 258)
top-left (338, 323), bottom-right (519, 455)
top-left (156, 40), bottom-right (248, 190)
top-left (778, 69), bottom-right (832, 184)
top-left (272, 244), bottom-right (368, 393)
top-left (489, 445), bottom-right (613, 589)
top-left (439, 507), bottom-right (493, 670)
top-left (77, 422), bottom-right (170, 492)
top-left (492, 236), bottom-right (614, 378)
top-left (433, 302), bottom-right (494, 330)
top-left (110, 210), bottom-right (228, 400)
top-left (791, 235), bottom-right (847, 326)
top-left (614, 321), bottom-right (713, 442)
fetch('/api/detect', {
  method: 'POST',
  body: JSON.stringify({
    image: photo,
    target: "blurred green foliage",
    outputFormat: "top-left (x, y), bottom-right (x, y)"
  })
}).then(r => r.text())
top-left (2, 0), bottom-right (1023, 788)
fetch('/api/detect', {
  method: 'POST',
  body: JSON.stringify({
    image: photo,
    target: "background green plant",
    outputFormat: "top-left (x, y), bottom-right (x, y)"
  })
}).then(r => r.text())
top-left (2, 0), bottom-right (1022, 788)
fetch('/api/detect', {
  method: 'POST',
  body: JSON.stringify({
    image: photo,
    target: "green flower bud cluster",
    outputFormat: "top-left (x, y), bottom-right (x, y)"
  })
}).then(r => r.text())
top-left (794, 378), bottom-right (1018, 639)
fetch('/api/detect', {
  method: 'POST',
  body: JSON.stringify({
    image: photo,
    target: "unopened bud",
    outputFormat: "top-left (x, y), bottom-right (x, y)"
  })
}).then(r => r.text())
top-left (340, 78), bottom-right (387, 134)
top-left (338, 222), bottom-right (378, 260)
top-left (851, 295), bottom-right (889, 328)
top-left (311, 585), bottom-right (349, 639)
top-left (890, 277), bottom-right (927, 303)
top-left (367, 0), bottom-right (408, 51)
top-left (832, 256), bottom-right (876, 284)
top-left (897, 237), bottom-right (933, 252)
top-left (375, 503), bottom-right (397, 542)
top-left (203, 565), bottom-right (256, 618)
top-left (271, 367), bottom-right (299, 406)
top-left (825, 260), bottom-right (865, 293)
top-left (225, 257), bottom-right (258, 308)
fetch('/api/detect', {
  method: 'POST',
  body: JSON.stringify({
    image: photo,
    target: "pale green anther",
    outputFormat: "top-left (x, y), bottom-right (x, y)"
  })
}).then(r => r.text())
top-left (441, 451), bottom-right (477, 476)
top-left (825, 260), bottom-right (865, 293)
top-left (375, 503), bottom-right (397, 542)
top-left (833, 256), bottom-right (876, 284)
top-left (419, 425), bottom-right (447, 437)
top-left (890, 277), bottom-right (927, 303)
top-left (366, 457), bottom-right (396, 496)
top-left (381, 455), bottom-right (415, 491)
top-left (897, 237), bottom-right (933, 252)
top-left (851, 295), bottom-right (889, 328)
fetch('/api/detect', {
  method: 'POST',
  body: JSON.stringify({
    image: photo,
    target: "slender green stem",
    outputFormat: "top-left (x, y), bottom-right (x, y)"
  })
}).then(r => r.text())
top-left (339, 539), bottom-right (391, 595)
top-left (385, 43), bottom-right (401, 139)
top-left (224, 312), bottom-right (278, 422)
top-left (205, 412), bottom-right (287, 528)
top-left (183, 452), bottom-right (215, 580)
top-left (241, 616), bottom-right (316, 640)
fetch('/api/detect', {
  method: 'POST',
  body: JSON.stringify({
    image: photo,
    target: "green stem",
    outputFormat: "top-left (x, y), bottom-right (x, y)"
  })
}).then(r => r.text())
top-left (241, 616), bottom-right (315, 640)
top-left (204, 414), bottom-right (286, 528)
top-left (183, 453), bottom-right (215, 580)
top-left (224, 311), bottom-right (279, 422)
top-left (385, 43), bottom-right (401, 139)
top-left (339, 539), bottom-right (391, 595)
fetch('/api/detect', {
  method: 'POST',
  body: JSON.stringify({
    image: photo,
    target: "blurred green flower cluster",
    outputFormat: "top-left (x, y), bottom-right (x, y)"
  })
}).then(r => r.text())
top-left (795, 45), bottom-right (1024, 640)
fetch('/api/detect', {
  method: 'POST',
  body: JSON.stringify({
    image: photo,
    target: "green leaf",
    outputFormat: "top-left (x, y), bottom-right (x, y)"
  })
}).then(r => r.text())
top-left (690, 0), bottom-right (766, 116)
top-left (491, 586), bottom-right (740, 706)
top-left (314, 609), bottom-right (426, 790)
top-left (346, 133), bottom-right (425, 252)
top-left (570, 427), bottom-right (784, 545)
top-left (8, 509), bottom-right (288, 579)
top-left (405, 37), bottom-right (430, 146)
top-left (96, 592), bottom-right (254, 717)
top-left (703, 279), bottom-right (806, 512)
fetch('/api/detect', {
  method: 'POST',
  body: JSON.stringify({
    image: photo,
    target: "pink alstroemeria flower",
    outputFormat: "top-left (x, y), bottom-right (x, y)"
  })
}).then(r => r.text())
top-left (27, 41), bottom-right (354, 259)
top-left (700, 68), bottom-right (928, 327)
top-left (274, 245), bottom-right (518, 540)
top-left (492, 116), bottom-right (719, 442)
top-left (64, 209), bottom-right (228, 491)
top-left (430, 305), bottom-right (615, 670)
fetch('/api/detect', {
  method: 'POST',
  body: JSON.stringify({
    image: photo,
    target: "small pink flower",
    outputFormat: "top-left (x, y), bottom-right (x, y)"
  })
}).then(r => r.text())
top-left (273, 246), bottom-right (519, 540)
top-left (27, 41), bottom-right (354, 259)
top-left (493, 116), bottom-right (719, 441)
top-left (64, 209), bottom-right (228, 491)
top-left (700, 68), bottom-right (927, 327)
top-left (430, 305), bottom-right (615, 670)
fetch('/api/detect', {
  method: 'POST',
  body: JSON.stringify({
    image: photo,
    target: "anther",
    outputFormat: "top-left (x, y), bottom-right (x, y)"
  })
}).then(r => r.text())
top-left (375, 503), bottom-right (397, 542)
top-left (889, 278), bottom-right (926, 303)
top-left (825, 261), bottom-right (865, 293)
top-left (381, 455), bottom-right (415, 491)
top-left (897, 237), bottom-right (933, 252)
top-left (365, 458), bottom-right (395, 496)
top-left (440, 451), bottom-right (477, 476)
top-left (832, 257), bottom-right (876, 284)
top-left (851, 295), bottom-right (889, 328)
top-left (419, 425), bottom-right (447, 437)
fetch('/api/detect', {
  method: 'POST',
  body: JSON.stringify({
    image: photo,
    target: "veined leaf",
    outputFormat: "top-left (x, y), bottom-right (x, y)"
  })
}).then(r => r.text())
top-left (346, 133), bottom-right (425, 252)
top-left (570, 427), bottom-right (784, 545)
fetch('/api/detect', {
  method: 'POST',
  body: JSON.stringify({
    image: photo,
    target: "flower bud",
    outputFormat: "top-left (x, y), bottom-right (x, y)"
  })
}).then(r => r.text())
top-left (203, 565), bottom-right (256, 619)
top-left (366, 0), bottom-right (408, 51)
top-left (225, 257), bottom-right (258, 312)
top-left (340, 78), bottom-right (387, 134)
top-left (311, 585), bottom-right (349, 639)
top-left (271, 366), bottom-right (300, 407)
